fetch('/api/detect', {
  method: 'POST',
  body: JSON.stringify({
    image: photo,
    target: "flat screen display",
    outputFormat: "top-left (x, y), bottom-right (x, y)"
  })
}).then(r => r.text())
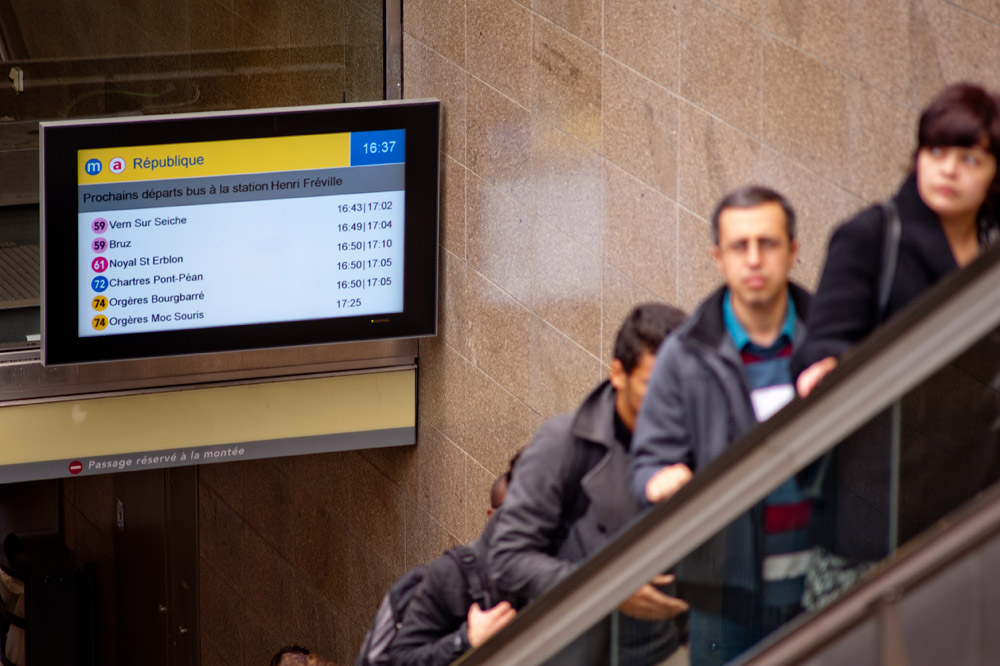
top-left (41, 100), bottom-right (440, 365)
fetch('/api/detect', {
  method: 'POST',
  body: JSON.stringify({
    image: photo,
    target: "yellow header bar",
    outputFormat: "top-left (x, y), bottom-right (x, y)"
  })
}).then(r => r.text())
top-left (79, 132), bottom-right (351, 184)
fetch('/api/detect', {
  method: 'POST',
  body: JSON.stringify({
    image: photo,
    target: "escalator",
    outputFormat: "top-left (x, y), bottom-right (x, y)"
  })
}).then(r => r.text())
top-left (456, 239), bottom-right (1000, 666)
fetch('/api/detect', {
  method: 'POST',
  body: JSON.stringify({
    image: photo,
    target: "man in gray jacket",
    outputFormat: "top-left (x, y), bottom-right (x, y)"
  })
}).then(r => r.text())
top-left (490, 303), bottom-right (689, 665)
top-left (630, 185), bottom-right (812, 665)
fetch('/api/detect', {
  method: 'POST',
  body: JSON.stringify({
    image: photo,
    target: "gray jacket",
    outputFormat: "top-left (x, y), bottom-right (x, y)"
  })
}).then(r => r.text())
top-left (491, 380), bottom-right (640, 598)
top-left (490, 380), bottom-right (680, 665)
top-left (629, 285), bottom-right (811, 597)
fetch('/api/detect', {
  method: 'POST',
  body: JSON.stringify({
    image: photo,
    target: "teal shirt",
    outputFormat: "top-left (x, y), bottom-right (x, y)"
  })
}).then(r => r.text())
top-left (722, 290), bottom-right (797, 392)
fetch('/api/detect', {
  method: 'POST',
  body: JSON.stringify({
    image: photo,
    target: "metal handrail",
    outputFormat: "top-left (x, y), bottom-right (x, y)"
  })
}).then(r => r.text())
top-left (457, 242), bottom-right (1000, 666)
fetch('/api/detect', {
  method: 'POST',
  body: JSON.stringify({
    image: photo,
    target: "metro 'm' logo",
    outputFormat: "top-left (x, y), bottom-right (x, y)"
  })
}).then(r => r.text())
top-left (85, 158), bottom-right (102, 175)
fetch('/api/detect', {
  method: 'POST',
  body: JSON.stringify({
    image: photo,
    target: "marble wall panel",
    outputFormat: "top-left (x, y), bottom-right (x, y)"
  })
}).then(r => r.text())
top-left (677, 101), bottom-right (767, 221)
top-left (603, 162), bottom-right (678, 303)
top-left (532, 19), bottom-right (602, 149)
top-left (191, 1), bottom-right (238, 51)
top-left (346, 457), bottom-right (408, 577)
top-left (465, 457), bottom-right (499, 542)
top-left (289, 0), bottom-right (346, 47)
top-left (199, 459), bottom-right (244, 514)
top-left (531, 119), bottom-right (603, 253)
top-left (468, 0), bottom-right (533, 105)
top-left (676, 208), bottom-right (722, 313)
top-left (418, 336), bottom-right (469, 445)
top-left (439, 248), bottom-right (470, 357)
top-left (759, 0), bottom-right (850, 73)
top-left (604, 0), bottom-right (679, 91)
top-left (416, 423), bottom-right (468, 540)
top-left (531, 218), bottom-right (601, 355)
top-left (705, 0), bottom-right (761, 24)
top-left (847, 81), bottom-right (918, 204)
top-left (757, 150), bottom-right (865, 290)
top-left (201, 561), bottom-right (246, 664)
top-left (680, 0), bottom-right (763, 137)
top-left (199, 487), bottom-right (246, 592)
top-left (440, 155), bottom-right (468, 258)
top-left (947, 0), bottom-right (1000, 24)
top-left (464, 364), bottom-right (545, 475)
top-left (345, 0), bottom-right (384, 101)
top-left (243, 528), bottom-right (297, 642)
top-left (924, 0), bottom-right (1000, 94)
top-left (466, 172), bottom-right (534, 303)
top-left (466, 268), bottom-right (533, 401)
top-left (467, 77), bottom-right (533, 206)
top-left (403, 0), bottom-right (466, 67)
top-left (762, 38), bottom-right (851, 187)
top-left (849, 0), bottom-right (930, 106)
top-left (359, 445), bottom-right (420, 502)
top-left (533, 0), bottom-right (602, 47)
top-left (405, 498), bottom-right (461, 569)
top-left (603, 56), bottom-right (679, 200)
top-left (527, 316), bottom-right (603, 419)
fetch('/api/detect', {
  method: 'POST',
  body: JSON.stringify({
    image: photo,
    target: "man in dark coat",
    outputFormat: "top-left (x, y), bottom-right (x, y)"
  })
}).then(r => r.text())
top-left (489, 303), bottom-right (689, 666)
top-left (630, 186), bottom-right (812, 665)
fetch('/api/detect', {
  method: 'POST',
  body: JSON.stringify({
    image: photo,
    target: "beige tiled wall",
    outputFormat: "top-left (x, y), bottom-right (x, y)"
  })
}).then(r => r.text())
top-left (398, 0), bottom-right (1000, 650)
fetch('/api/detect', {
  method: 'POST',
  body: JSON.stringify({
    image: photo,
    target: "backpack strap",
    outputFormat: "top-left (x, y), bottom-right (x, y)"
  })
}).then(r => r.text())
top-left (445, 545), bottom-right (492, 610)
top-left (878, 200), bottom-right (902, 322)
top-left (388, 564), bottom-right (428, 622)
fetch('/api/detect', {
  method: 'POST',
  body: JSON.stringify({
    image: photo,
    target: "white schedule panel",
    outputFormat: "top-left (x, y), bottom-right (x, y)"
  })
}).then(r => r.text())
top-left (74, 130), bottom-right (406, 337)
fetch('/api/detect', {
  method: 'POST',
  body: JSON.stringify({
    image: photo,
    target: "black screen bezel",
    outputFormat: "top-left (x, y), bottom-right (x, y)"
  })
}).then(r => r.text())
top-left (41, 100), bottom-right (440, 366)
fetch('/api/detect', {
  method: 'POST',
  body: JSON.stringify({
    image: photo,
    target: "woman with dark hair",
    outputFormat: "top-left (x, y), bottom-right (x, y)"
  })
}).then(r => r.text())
top-left (789, 83), bottom-right (1000, 608)
top-left (794, 82), bottom-right (1000, 394)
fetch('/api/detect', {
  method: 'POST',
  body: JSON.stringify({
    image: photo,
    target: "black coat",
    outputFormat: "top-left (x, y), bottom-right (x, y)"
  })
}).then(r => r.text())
top-left (387, 516), bottom-right (501, 666)
top-left (792, 174), bottom-right (1000, 560)
top-left (792, 174), bottom-right (960, 376)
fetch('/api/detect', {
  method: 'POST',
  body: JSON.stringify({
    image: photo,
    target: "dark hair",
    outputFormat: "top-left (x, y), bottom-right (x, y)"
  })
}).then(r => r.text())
top-left (613, 303), bottom-right (687, 374)
top-left (710, 185), bottom-right (796, 245)
top-left (915, 82), bottom-right (1000, 200)
top-left (491, 448), bottom-right (524, 508)
top-left (270, 645), bottom-right (310, 666)
top-left (490, 473), bottom-right (508, 509)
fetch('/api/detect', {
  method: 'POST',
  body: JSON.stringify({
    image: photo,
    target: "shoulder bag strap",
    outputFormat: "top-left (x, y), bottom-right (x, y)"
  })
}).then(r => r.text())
top-left (446, 546), bottom-right (490, 608)
top-left (878, 200), bottom-right (902, 322)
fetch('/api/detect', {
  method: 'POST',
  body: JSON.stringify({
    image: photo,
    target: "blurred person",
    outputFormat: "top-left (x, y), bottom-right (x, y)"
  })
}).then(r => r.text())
top-left (630, 187), bottom-right (812, 665)
top-left (490, 303), bottom-right (689, 666)
top-left (794, 82), bottom-right (1000, 396)
top-left (486, 449), bottom-right (520, 520)
top-left (385, 461), bottom-right (521, 666)
top-left (789, 83), bottom-right (1000, 602)
top-left (271, 644), bottom-right (337, 666)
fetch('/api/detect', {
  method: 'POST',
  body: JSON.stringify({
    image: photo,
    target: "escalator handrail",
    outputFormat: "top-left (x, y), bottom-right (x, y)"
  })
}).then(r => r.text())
top-left (457, 241), bottom-right (1000, 666)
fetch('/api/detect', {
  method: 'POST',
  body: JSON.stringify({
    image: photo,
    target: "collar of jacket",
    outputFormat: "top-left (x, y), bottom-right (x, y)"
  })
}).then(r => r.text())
top-left (682, 282), bottom-right (812, 357)
top-left (893, 173), bottom-right (961, 277)
top-left (569, 379), bottom-right (619, 450)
